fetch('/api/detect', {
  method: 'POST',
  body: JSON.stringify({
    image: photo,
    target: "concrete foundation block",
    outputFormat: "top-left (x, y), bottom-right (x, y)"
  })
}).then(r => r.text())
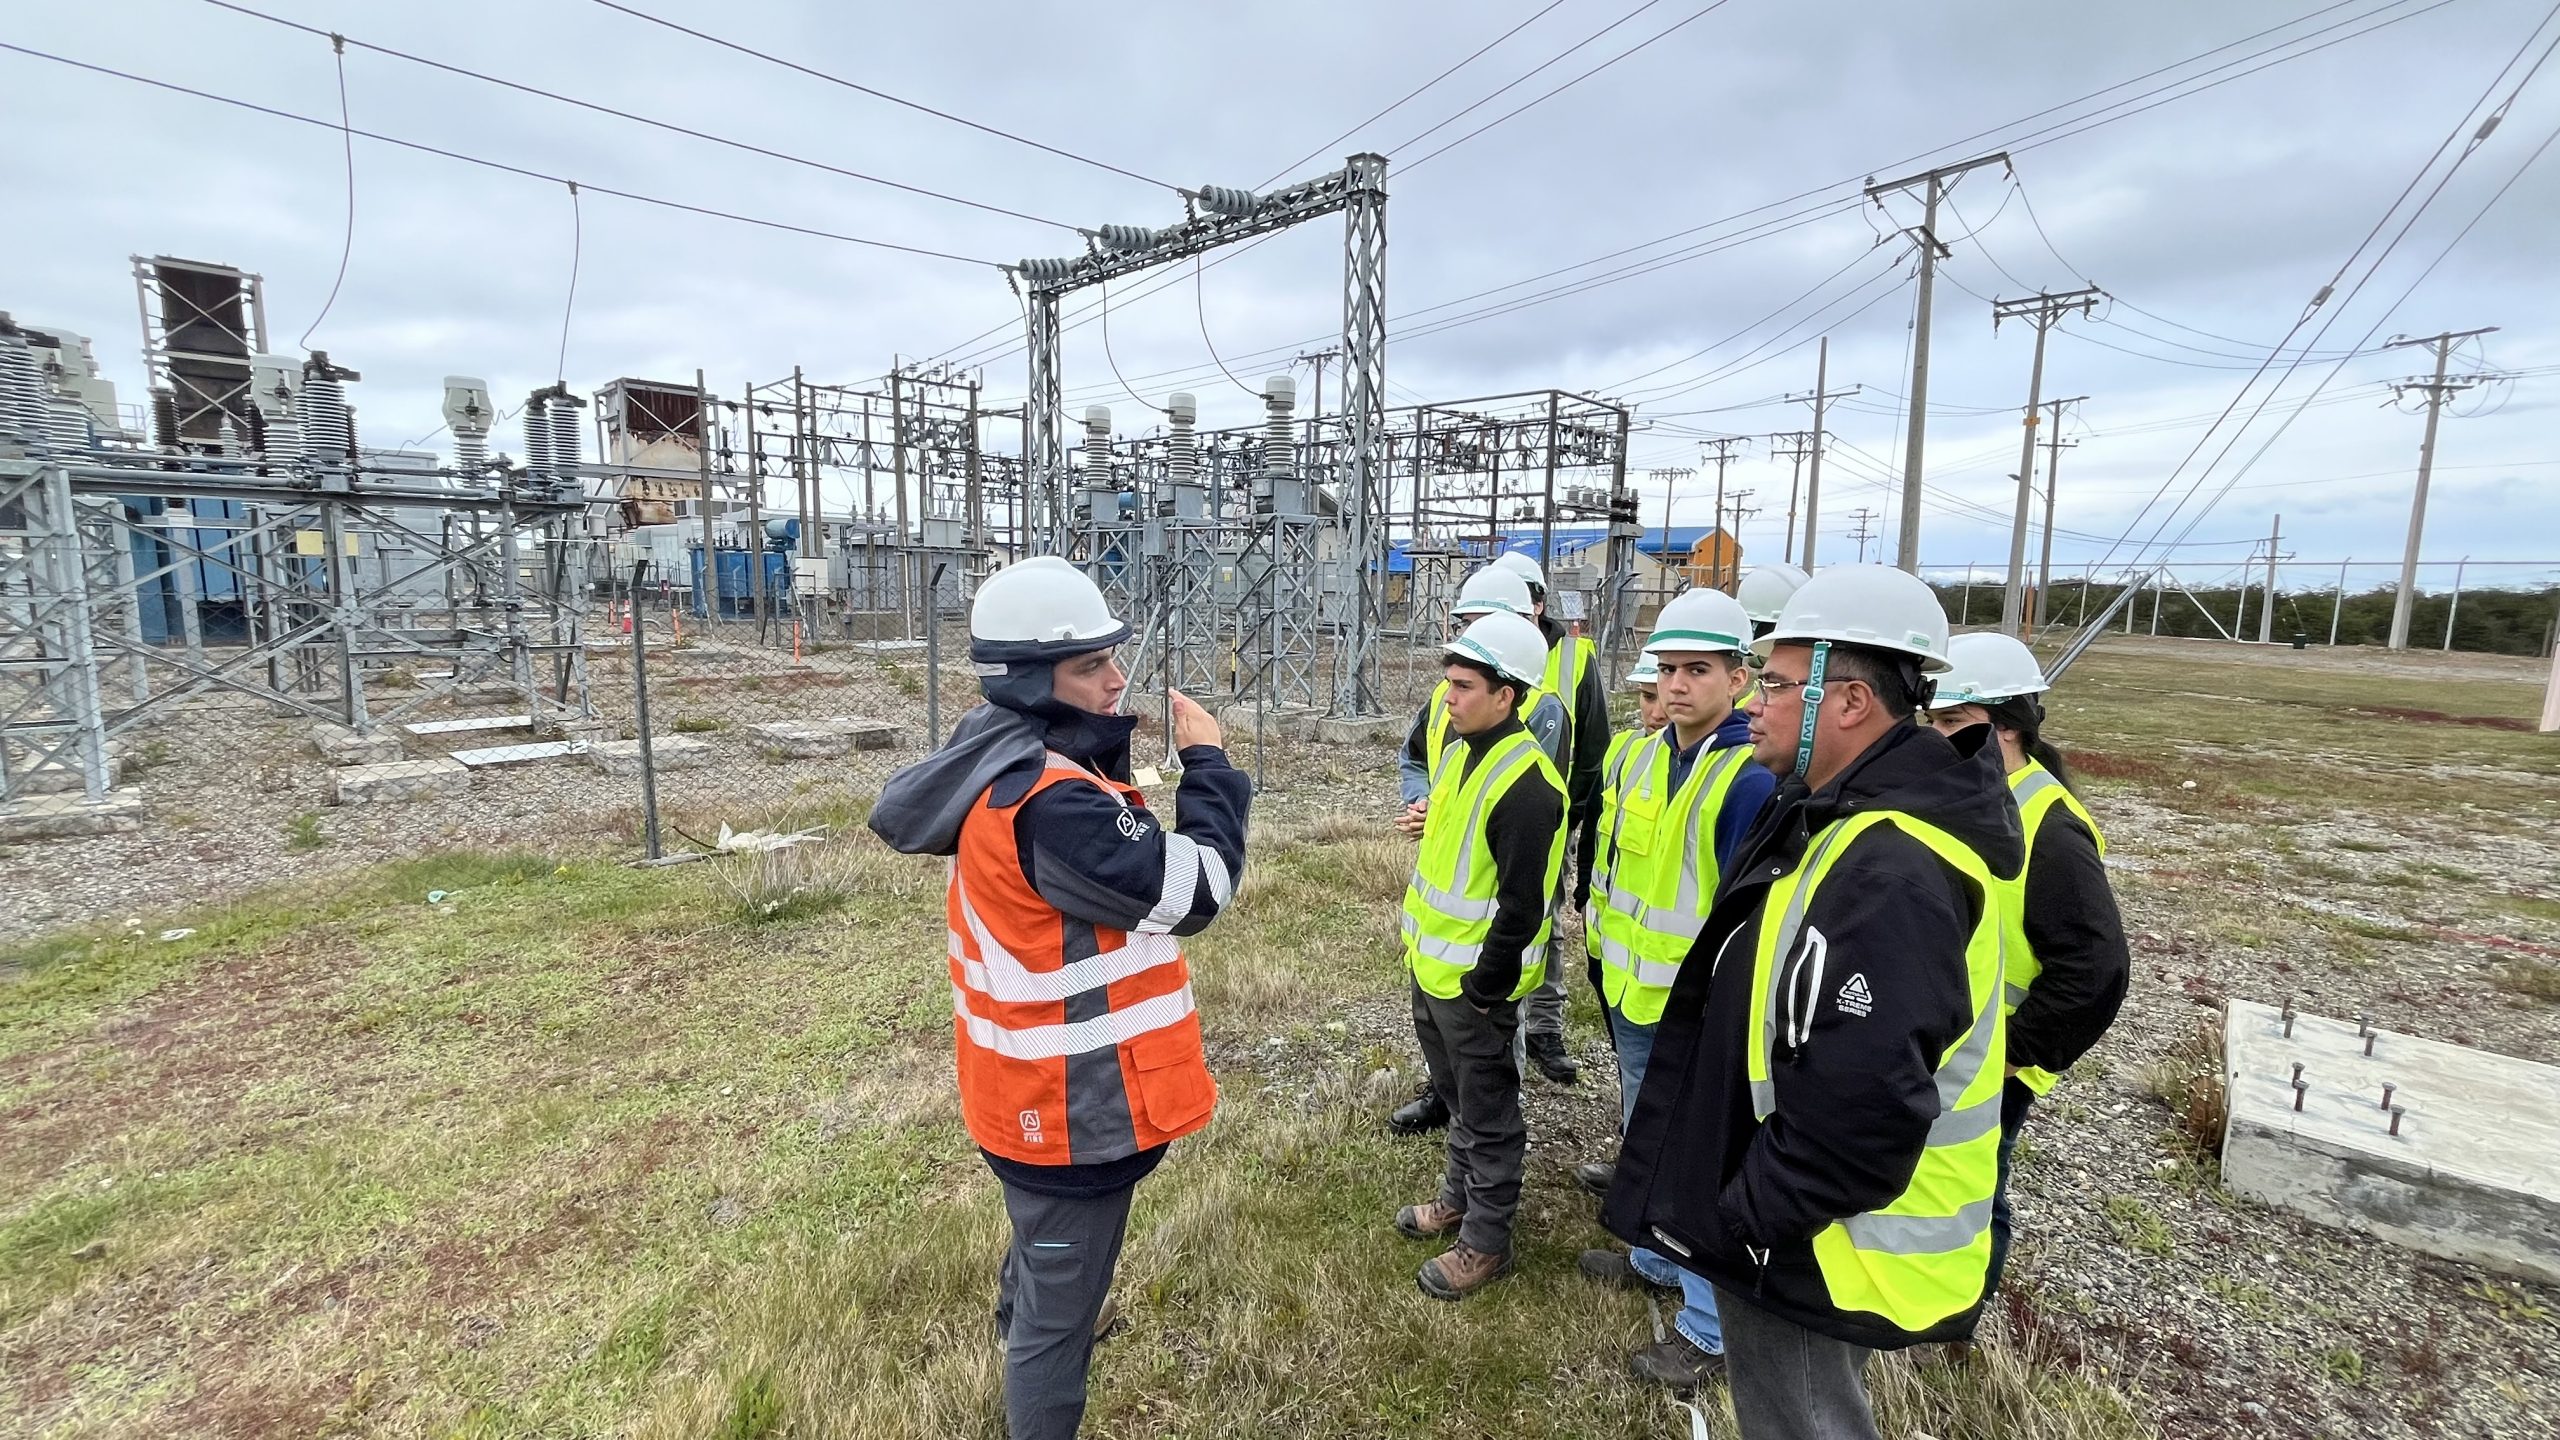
top-left (1217, 704), bottom-right (1323, 741)
top-left (746, 717), bottom-right (901, 758)
top-left (13, 755), bottom-right (128, 795)
top-left (0, 789), bottom-right (148, 840)
top-left (850, 639), bottom-right (930, 660)
top-left (310, 723), bottom-right (406, 767)
top-left (329, 758), bottom-right (472, 805)
top-left (1316, 715), bottom-right (1406, 746)
top-left (2220, 999), bottom-right (2560, 1286)
top-left (587, 736), bottom-right (713, 776)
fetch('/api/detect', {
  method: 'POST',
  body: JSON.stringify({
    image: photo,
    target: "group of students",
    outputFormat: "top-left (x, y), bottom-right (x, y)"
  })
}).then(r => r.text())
top-left (872, 551), bottom-right (2127, 1440)
top-left (1388, 556), bottom-right (2130, 1440)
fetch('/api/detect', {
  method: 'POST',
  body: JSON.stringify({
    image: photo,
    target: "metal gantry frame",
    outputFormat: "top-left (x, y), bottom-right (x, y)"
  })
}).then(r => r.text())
top-left (1012, 154), bottom-right (1391, 718)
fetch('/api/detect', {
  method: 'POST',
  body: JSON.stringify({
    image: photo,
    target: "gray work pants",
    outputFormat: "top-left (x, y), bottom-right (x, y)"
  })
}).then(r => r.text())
top-left (1410, 979), bottom-right (1525, 1256)
top-left (1713, 1285), bottom-right (1881, 1440)
top-left (996, 1180), bottom-right (1135, 1440)
top-left (1520, 954), bottom-right (1567, 1041)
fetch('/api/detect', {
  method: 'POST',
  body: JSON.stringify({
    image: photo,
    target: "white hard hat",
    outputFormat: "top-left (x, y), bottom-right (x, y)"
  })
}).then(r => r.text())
top-left (969, 555), bottom-right (1130, 662)
top-left (1736, 562), bottom-right (1811, 624)
top-left (1443, 611), bottom-right (1548, 689)
top-left (1752, 564), bottom-right (1952, 673)
top-left (1933, 632), bottom-right (2052, 707)
top-left (1452, 565), bottom-right (1534, 618)
top-left (1646, 588), bottom-right (1753, 657)
top-left (1623, 653), bottom-right (1661, 687)
top-left (1492, 549), bottom-right (1547, 592)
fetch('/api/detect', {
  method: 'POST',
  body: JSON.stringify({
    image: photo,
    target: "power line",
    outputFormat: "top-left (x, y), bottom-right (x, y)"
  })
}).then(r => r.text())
top-left (556, 182), bottom-right (581, 384)
top-left (586, 0), bottom-right (1179, 191)
top-left (1257, 0), bottom-right (1568, 188)
top-left (1386, 0), bottom-right (1674, 158)
top-left (295, 33), bottom-right (355, 351)
top-left (1403, 0), bottom-right (1742, 170)
top-left (0, 42), bottom-right (1002, 267)
top-left (202, 0), bottom-right (1078, 230)
top-left (938, 0), bottom-right (2450, 399)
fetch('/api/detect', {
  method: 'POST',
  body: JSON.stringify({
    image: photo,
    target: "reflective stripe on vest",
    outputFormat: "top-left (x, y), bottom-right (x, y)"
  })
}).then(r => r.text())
top-left (2000, 762), bottom-right (2108, 1096)
top-left (947, 751), bottom-right (1214, 1165)
top-left (1400, 729), bottom-right (1566, 1000)
top-left (1541, 633), bottom-right (1595, 759)
top-left (1594, 736), bottom-right (1756, 1024)
top-left (1588, 728), bottom-right (1649, 904)
top-left (1741, 810), bottom-right (2006, 1336)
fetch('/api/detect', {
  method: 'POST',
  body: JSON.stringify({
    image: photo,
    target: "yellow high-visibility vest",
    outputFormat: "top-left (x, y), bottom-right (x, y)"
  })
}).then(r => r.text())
top-left (1996, 762), bottom-right (2107, 1097)
top-left (1400, 728), bottom-right (1567, 1002)
top-left (1743, 810), bottom-right (2005, 1336)
top-left (1594, 732), bottom-right (1757, 1025)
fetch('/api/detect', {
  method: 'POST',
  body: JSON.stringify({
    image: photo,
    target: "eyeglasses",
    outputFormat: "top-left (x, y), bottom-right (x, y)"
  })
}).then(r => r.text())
top-left (1755, 675), bottom-right (1813, 699)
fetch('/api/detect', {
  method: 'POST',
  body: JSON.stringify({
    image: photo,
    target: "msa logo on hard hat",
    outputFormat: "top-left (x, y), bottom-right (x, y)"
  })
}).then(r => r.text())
top-left (1906, 633), bottom-right (1934, 653)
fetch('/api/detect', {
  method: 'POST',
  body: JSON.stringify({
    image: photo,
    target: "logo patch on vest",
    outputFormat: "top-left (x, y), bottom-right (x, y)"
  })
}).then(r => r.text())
top-left (1114, 809), bottom-right (1150, 841)
top-left (1836, 972), bottom-right (1874, 1018)
top-left (1018, 1108), bottom-right (1046, 1145)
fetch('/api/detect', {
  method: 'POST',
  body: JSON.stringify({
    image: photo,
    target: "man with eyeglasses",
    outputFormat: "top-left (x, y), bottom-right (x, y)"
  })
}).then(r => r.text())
top-left (1602, 565), bottom-right (2022, 1440)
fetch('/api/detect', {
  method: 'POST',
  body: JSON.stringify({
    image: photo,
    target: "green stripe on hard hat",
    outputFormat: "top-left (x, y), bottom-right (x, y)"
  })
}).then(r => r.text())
top-left (1645, 627), bottom-right (1748, 652)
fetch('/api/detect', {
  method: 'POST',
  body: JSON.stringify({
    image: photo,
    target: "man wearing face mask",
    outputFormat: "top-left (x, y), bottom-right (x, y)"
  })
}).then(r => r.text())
top-left (870, 555), bottom-right (1250, 1440)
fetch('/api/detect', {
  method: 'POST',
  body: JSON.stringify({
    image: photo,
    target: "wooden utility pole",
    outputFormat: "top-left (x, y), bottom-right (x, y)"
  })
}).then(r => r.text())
top-left (2033, 395), bottom-right (2085, 628)
top-left (1993, 289), bottom-right (2099, 635)
top-left (1722, 489), bottom-right (1758, 590)
top-left (1790, 335), bottom-right (1858, 570)
top-left (1699, 436), bottom-right (1747, 588)
top-left (1848, 507), bottom-right (1880, 564)
top-left (1647, 466), bottom-right (1695, 562)
top-left (2258, 514), bottom-right (2284, 644)
top-left (1865, 152), bottom-right (2009, 572)
top-left (694, 368), bottom-right (714, 621)
top-left (1763, 431), bottom-right (1814, 566)
top-left (2381, 326), bottom-right (2498, 650)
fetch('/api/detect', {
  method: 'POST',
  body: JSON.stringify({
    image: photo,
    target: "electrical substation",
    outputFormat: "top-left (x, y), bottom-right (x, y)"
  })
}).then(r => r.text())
top-left (1, 156), bottom-right (1657, 837)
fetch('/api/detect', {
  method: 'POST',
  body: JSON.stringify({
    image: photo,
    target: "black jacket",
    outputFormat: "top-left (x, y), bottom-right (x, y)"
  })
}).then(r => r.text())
top-left (1603, 722), bottom-right (2023, 1350)
top-left (1542, 617), bottom-right (1609, 903)
top-left (2010, 803), bottom-right (2129, 1075)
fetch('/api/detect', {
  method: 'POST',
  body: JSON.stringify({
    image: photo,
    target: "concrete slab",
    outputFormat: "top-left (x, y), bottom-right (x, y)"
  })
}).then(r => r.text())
top-left (587, 736), bottom-right (713, 776)
top-left (1316, 715), bottom-right (1406, 746)
top-left (2220, 998), bottom-right (2560, 1285)
top-left (0, 790), bottom-right (147, 840)
top-left (1218, 704), bottom-right (1322, 741)
top-left (12, 754), bottom-right (129, 795)
top-left (449, 740), bottom-right (581, 768)
top-left (310, 723), bottom-right (405, 767)
top-left (403, 713), bottom-right (534, 736)
top-left (746, 717), bottom-right (900, 758)
top-left (330, 758), bottom-right (472, 805)
top-left (849, 639), bottom-right (930, 659)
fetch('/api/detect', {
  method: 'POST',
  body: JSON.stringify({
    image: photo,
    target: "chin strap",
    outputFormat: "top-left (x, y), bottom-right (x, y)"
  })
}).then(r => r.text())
top-left (1791, 639), bottom-right (1831, 782)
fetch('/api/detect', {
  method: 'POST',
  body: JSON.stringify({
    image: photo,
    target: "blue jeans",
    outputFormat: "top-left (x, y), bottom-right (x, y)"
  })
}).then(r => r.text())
top-left (1607, 1005), bottom-right (1724, 1356)
top-left (1985, 1078), bottom-right (2036, 1297)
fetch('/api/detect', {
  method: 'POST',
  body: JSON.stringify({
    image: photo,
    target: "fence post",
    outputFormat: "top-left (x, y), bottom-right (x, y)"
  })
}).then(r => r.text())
top-left (628, 560), bottom-right (663, 860)
top-left (925, 561), bottom-right (947, 750)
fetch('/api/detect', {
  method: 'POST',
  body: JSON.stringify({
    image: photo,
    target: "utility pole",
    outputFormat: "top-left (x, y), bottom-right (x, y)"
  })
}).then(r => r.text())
top-left (2258, 514), bottom-right (2284, 644)
top-left (1865, 151), bottom-right (2010, 572)
top-left (1993, 288), bottom-right (2100, 635)
top-left (1848, 507), bottom-right (1881, 564)
top-left (1763, 431), bottom-right (1814, 566)
top-left (1647, 466), bottom-right (1695, 563)
top-left (1699, 436), bottom-right (1747, 589)
top-left (1723, 489), bottom-right (1759, 590)
top-left (2033, 395), bottom-right (2085, 628)
top-left (1294, 347), bottom-right (1341, 446)
top-left (2382, 326), bottom-right (2498, 650)
top-left (1790, 336), bottom-right (1859, 571)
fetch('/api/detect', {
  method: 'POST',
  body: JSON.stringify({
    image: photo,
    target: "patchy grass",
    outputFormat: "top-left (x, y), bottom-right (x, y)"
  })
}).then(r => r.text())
top-left (2140, 1020), bottom-right (2228, 1160)
top-left (282, 810), bottom-right (330, 853)
top-left (669, 716), bottom-right (727, 735)
top-left (2491, 959), bottom-right (2560, 1003)
top-left (0, 824), bottom-right (2162, 1440)
top-left (2101, 1195), bottom-right (2175, 1258)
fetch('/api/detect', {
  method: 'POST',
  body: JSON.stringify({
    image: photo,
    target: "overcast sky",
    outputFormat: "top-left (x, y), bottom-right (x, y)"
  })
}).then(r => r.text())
top-left (8, 0), bottom-right (2556, 592)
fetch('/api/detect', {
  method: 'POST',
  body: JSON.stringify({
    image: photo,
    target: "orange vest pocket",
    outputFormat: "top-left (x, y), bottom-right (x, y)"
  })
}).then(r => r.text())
top-left (1125, 1022), bottom-right (1217, 1135)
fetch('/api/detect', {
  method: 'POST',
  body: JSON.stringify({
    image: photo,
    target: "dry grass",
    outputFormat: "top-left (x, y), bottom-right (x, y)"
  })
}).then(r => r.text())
top-left (2141, 1017), bottom-right (2230, 1160)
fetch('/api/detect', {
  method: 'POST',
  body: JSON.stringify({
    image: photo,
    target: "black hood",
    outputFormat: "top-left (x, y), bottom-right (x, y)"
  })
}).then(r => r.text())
top-left (865, 660), bottom-right (1138, 858)
top-left (1771, 721), bottom-right (2023, 877)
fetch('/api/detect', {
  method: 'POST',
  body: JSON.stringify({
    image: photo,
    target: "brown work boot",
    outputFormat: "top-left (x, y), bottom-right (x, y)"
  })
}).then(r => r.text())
top-left (1395, 1198), bottom-right (1465, 1241)
top-left (1417, 1243), bottom-right (1513, 1300)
